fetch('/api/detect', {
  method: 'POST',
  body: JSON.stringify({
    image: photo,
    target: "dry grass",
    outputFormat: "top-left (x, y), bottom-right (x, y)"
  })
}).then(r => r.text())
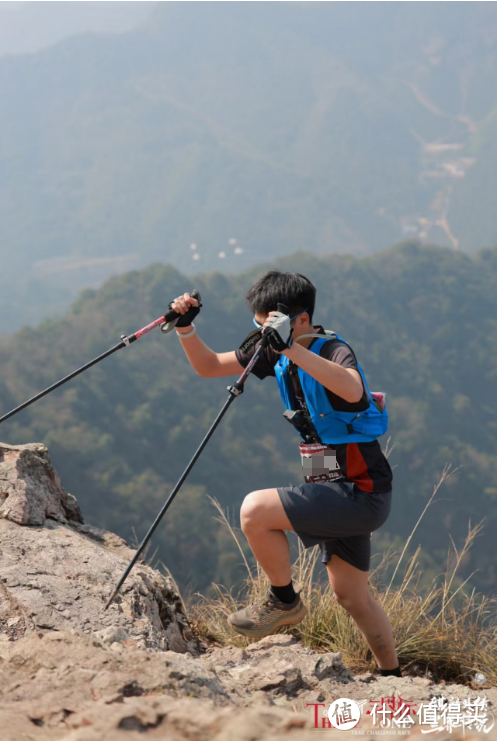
top-left (189, 465), bottom-right (496, 685)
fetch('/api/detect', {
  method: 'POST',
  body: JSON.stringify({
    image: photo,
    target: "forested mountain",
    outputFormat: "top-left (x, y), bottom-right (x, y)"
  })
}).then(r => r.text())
top-left (0, 243), bottom-right (495, 596)
top-left (0, 2), bottom-right (495, 330)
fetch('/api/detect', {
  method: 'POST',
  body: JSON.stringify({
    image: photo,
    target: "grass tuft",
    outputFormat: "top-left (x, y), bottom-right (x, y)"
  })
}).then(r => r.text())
top-left (188, 469), bottom-right (496, 685)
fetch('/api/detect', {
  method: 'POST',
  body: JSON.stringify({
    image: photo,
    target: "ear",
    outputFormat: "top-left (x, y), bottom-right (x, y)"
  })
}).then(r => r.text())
top-left (300, 312), bottom-right (310, 326)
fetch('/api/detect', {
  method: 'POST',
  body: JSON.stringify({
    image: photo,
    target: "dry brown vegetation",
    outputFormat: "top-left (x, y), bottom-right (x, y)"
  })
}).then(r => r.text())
top-left (186, 466), bottom-right (496, 686)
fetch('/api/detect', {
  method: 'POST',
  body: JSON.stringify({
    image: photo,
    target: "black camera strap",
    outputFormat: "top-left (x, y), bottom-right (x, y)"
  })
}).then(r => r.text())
top-left (284, 362), bottom-right (321, 443)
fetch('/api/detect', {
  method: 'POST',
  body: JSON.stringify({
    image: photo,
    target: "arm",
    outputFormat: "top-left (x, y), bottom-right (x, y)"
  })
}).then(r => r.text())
top-left (262, 309), bottom-right (364, 403)
top-left (173, 293), bottom-right (244, 377)
top-left (177, 330), bottom-right (243, 378)
top-left (283, 343), bottom-right (364, 403)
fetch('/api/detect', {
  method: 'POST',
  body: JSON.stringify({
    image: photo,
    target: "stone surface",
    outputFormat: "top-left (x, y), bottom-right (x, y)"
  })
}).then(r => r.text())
top-left (0, 442), bottom-right (196, 654)
top-left (0, 442), bottom-right (83, 526)
top-left (0, 629), bottom-right (495, 741)
top-left (0, 442), bottom-right (495, 741)
top-left (205, 635), bottom-right (354, 697)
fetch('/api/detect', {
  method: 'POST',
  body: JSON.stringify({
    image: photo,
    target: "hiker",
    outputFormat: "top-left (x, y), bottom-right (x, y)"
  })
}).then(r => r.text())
top-left (171, 271), bottom-right (401, 677)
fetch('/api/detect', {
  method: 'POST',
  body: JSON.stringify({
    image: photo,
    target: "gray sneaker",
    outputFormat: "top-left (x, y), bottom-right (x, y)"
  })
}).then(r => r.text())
top-left (227, 589), bottom-right (307, 637)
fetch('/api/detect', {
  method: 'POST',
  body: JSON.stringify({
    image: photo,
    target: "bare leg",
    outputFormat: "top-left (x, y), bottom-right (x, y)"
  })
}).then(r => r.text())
top-left (326, 554), bottom-right (399, 670)
top-left (240, 488), bottom-right (294, 586)
top-left (240, 490), bottom-right (398, 668)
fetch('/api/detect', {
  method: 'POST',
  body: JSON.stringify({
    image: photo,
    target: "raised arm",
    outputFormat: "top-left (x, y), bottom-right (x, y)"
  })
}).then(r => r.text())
top-left (263, 310), bottom-right (363, 404)
top-left (172, 293), bottom-right (244, 377)
top-left (284, 343), bottom-right (363, 403)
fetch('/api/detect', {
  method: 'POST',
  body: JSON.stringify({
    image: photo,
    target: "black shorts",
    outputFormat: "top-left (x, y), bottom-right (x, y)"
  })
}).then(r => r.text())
top-left (277, 480), bottom-right (392, 572)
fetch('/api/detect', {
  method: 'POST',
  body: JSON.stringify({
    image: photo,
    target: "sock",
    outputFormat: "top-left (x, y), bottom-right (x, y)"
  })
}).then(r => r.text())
top-left (270, 581), bottom-right (296, 604)
top-left (379, 665), bottom-right (402, 678)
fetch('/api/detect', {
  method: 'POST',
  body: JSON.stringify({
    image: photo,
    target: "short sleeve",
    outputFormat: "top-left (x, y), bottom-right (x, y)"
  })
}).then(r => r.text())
top-left (320, 340), bottom-right (358, 370)
top-left (235, 343), bottom-right (277, 380)
top-left (317, 338), bottom-right (369, 412)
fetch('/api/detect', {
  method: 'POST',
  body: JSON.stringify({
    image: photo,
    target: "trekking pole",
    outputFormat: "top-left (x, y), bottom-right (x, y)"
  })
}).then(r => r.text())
top-left (0, 291), bottom-right (202, 426)
top-left (104, 323), bottom-right (277, 610)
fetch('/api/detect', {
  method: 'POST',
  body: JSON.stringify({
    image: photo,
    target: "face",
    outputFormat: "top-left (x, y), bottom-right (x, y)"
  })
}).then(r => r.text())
top-left (253, 310), bottom-right (310, 337)
top-left (253, 312), bottom-right (267, 328)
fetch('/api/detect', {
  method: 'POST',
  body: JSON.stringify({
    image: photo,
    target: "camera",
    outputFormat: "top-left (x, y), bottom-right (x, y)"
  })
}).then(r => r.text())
top-left (283, 409), bottom-right (321, 444)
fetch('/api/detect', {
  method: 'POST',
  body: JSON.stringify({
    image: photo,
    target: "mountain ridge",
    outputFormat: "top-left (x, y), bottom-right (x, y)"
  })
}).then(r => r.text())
top-left (0, 243), bottom-right (495, 595)
top-left (0, 2), bottom-right (495, 330)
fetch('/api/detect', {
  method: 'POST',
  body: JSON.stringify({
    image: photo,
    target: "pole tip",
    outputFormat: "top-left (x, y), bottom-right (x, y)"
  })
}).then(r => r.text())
top-left (104, 590), bottom-right (117, 611)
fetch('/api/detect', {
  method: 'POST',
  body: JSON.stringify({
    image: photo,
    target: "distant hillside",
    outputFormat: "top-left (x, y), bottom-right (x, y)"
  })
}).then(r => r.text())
top-left (0, 2), bottom-right (495, 330)
top-left (0, 2), bottom-right (154, 56)
top-left (0, 243), bottom-right (495, 595)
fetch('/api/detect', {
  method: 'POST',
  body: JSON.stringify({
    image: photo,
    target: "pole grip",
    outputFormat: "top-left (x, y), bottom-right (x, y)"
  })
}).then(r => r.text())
top-left (163, 289), bottom-right (201, 323)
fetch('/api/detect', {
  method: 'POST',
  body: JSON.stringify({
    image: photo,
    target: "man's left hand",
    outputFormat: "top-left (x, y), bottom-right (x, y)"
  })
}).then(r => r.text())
top-left (263, 311), bottom-right (294, 353)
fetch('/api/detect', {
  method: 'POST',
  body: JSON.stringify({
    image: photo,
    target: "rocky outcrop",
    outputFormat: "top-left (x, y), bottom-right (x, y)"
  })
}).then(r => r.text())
top-left (0, 442), bottom-right (82, 525)
top-left (0, 442), bottom-right (495, 741)
top-left (0, 442), bottom-right (196, 654)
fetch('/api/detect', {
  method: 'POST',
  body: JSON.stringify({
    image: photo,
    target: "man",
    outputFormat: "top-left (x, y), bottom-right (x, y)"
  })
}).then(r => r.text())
top-left (170, 271), bottom-right (401, 677)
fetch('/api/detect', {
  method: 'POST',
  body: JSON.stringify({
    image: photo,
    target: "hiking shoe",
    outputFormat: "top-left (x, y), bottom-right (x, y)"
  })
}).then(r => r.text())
top-left (227, 589), bottom-right (307, 637)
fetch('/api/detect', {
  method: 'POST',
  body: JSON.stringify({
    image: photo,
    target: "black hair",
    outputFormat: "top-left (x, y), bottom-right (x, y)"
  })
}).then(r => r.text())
top-left (245, 270), bottom-right (316, 323)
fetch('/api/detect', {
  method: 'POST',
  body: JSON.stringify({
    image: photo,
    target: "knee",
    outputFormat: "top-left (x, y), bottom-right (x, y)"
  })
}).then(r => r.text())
top-left (333, 587), bottom-right (371, 614)
top-left (240, 492), bottom-right (266, 534)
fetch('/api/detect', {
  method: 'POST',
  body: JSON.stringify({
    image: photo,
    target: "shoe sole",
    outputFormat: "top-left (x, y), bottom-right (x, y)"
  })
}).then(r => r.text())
top-left (227, 602), bottom-right (307, 638)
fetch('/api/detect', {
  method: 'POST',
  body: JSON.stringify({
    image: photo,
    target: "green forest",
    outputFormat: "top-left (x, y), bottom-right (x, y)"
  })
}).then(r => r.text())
top-left (0, 242), bottom-right (495, 596)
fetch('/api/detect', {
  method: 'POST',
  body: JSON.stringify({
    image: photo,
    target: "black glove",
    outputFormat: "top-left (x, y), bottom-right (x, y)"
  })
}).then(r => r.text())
top-left (264, 311), bottom-right (294, 353)
top-left (170, 300), bottom-right (201, 327)
top-left (161, 291), bottom-right (202, 334)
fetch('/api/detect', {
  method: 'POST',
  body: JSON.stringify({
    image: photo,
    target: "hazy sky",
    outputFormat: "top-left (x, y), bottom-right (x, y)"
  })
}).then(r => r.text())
top-left (0, 1), bottom-right (495, 331)
top-left (0, 1), bottom-right (155, 56)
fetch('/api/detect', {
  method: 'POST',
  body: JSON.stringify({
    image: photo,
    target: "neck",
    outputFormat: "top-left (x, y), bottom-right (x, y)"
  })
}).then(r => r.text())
top-left (295, 324), bottom-right (318, 349)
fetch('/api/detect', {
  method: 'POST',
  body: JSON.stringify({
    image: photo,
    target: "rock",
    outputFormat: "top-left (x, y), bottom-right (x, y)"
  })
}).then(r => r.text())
top-left (0, 441), bottom-right (495, 741)
top-left (93, 627), bottom-right (129, 645)
top-left (0, 630), bottom-right (243, 740)
top-left (248, 690), bottom-right (274, 706)
top-left (247, 634), bottom-right (299, 652)
top-left (313, 653), bottom-right (348, 681)
top-left (56, 696), bottom-right (313, 741)
top-left (208, 633), bottom-right (354, 696)
top-left (0, 442), bottom-right (83, 526)
top-left (0, 442), bottom-right (196, 654)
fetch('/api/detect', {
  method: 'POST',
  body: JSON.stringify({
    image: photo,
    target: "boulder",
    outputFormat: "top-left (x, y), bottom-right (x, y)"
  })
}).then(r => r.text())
top-left (0, 442), bottom-right (82, 526)
top-left (0, 442), bottom-right (196, 653)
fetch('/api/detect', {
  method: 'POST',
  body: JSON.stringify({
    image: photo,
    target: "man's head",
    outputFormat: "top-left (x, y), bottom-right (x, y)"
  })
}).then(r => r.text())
top-left (246, 271), bottom-right (316, 338)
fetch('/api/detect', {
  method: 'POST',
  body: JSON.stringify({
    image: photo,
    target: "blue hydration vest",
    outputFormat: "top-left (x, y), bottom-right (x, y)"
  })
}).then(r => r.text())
top-left (274, 333), bottom-right (388, 445)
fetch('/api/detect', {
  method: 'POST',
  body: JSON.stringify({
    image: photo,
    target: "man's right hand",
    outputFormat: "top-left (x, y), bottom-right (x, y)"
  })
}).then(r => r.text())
top-left (169, 293), bottom-right (244, 377)
top-left (170, 293), bottom-right (201, 331)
